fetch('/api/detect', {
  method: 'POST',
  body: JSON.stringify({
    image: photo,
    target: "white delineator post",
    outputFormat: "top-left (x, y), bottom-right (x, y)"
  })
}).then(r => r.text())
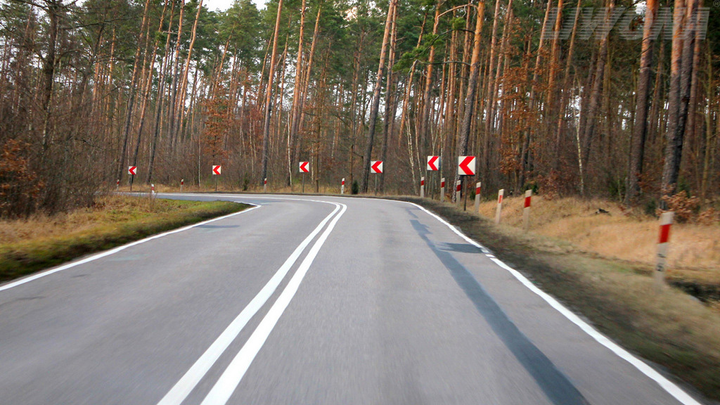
top-left (180, 179), bottom-right (184, 192)
top-left (150, 184), bottom-right (155, 198)
top-left (495, 189), bottom-right (504, 224)
top-left (263, 178), bottom-right (267, 193)
top-left (420, 177), bottom-right (425, 198)
top-left (474, 182), bottom-right (482, 212)
top-left (523, 189), bottom-right (532, 230)
top-left (341, 178), bottom-right (345, 194)
top-left (455, 180), bottom-right (462, 204)
top-left (655, 211), bottom-right (674, 287)
top-left (441, 178), bottom-right (445, 202)
top-left (116, 179), bottom-right (120, 191)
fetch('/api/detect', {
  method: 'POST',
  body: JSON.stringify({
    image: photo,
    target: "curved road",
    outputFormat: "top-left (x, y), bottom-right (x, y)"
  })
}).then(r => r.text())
top-left (0, 194), bottom-right (703, 405)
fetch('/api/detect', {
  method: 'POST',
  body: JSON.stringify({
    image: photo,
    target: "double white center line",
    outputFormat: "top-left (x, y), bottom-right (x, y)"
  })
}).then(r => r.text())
top-left (157, 200), bottom-right (347, 405)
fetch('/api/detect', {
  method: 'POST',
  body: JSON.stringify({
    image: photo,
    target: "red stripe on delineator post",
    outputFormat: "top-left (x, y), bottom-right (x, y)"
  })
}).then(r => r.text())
top-left (655, 211), bottom-right (674, 288)
top-left (495, 189), bottom-right (504, 224)
top-left (440, 178), bottom-right (446, 202)
top-left (659, 224), bottom-right (671, 244)
top-left (523, 189), bottom-right (532, 230)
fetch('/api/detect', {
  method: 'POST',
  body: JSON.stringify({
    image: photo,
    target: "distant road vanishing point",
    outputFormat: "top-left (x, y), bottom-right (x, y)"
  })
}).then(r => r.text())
top-left (0, 194), bottom-right (703, 405)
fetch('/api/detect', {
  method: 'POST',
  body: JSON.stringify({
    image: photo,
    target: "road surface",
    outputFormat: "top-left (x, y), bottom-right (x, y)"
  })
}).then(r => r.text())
top-left (0, 194), bottom-right (704, 405)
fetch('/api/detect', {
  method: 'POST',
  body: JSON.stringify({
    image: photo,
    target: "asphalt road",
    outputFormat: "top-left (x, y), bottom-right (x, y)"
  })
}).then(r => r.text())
top-left (0, 194), bottom-right (704, 405)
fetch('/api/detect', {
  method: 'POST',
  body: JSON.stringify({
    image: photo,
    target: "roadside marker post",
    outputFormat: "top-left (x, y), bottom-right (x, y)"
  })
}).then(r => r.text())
top-left (420, 177), bottom-right (425, 198)
top-left (455, 180), bottom-right (461, 204)
top-left (523, 189), bottom-right (532, 231)
top-left (263, 178), bottom-right (267, 193)
top-left (441, 178), bottom-right (446, 202)
top-left (150, 184), bottom-right (155, 199)
top-left (116, 179), bottom-right (120, 192)
top-left (212, 165), bottom-right (221, 192)
top-left (495, 189), bottom-right (504, 224)
top-left (655, 212), bottom-right (674, 288)
top-left (181, 179), bottom-right (184, 192)
top-left (341, 178), bottom-right (345, 195)
top-left (474, 182), bottom-right (482, 212)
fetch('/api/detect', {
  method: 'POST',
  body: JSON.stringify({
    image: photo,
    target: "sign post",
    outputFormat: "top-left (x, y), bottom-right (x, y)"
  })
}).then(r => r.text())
top-left (212, 165), bottom-right (221, 192)
top-left (495, 189), bottom-right (504, 224)
top-left (341, 178), bottom-right (345, 195)
top-left (128, 166), bottom-right (137, 192)
top-left (523, 189), bottom-right (532, 231)
top-left (441, 178), bottom-right (446, 202)
top-left (427, 156), bottom-right (439, 199)
top-left (299, 161), bottom-right (309, 193)
top-left (457, 156), bottom-right (476, 210)
top-left (371, 161), bottom-right (383, 195)
top-left (656, 212), bottom-right (674, 288)
top-left (474, 182), bottom-right (482, 212)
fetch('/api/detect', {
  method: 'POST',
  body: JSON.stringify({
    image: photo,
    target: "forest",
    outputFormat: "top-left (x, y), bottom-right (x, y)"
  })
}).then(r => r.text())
top-left (0, 0), bottom-right (718, 216)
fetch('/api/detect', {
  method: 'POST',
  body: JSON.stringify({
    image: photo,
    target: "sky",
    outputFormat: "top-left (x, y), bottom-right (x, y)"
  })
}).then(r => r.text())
top-left (205, 0), bottom-right (268, 11)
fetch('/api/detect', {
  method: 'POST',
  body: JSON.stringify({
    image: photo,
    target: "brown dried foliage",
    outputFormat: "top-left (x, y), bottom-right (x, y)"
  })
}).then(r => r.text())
top-left (0, 140), bottom-right (43, 218)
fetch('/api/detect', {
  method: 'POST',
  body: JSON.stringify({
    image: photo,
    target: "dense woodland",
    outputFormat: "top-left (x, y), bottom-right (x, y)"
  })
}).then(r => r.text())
top-left (0, 0), bottom-right (718, 216)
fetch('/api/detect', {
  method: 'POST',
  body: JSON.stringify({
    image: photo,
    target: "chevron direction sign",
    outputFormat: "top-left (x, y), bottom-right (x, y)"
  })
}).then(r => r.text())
top-left (299, 161), bottom-right (309, 173)
top-left (128, 166), bottom-right (137, 176)
top-left (212, 165), bottom-right (222, 175)
top-left (371, 161), bottom-right (383, 174)
top-left (457, 156), bottom-right (476, 176)
top-left (427, 156), bottom-right (440, 171)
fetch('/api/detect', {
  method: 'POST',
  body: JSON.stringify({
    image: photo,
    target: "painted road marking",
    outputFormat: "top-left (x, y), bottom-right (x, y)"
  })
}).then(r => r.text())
top-left (199, 203), bottom-right (348, 405)
top-left (156, 201), bottom-right (342, 405)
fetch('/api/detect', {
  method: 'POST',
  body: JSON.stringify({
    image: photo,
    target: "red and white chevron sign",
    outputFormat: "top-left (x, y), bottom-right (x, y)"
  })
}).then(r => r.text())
top-left (457, 156), bottom-right (476, 176)
top-left (299, 161), bottom-right (309, 173)
top-left (128, 166), bottom-right (137, 176)
top-left (212, 165), bottom-right (222, 175)
top-left (371, 161), bottom-right (383, 174)
top-left (427, 156), bottom-right (439, 171)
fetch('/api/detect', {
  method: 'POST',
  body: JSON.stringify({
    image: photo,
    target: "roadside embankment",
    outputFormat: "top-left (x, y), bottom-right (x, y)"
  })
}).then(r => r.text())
top-left (0, 195), bottom-right (247, 282)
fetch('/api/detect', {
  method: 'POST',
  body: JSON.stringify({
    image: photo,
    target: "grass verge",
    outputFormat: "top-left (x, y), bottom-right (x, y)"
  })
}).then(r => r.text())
top-left (0, 195), bottom-right (247, 282)
top-left (400, 197), bottom-right (720, 403)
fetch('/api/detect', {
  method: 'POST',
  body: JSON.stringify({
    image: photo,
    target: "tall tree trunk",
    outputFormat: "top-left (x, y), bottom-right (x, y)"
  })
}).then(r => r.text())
top-left (261, 0), bottom-right (283, 185)
top-left (379, 1), bottom-right (398, 193)
top-left (553, 0), bottom-right (581, 169)
top-left (625, 0), bottom-right (659, 205)
top-left (661, 0), bottom-right (697, 199)
top-left (360, 0), bottom-right (396, 193)
top-left (117, 0), bottom-right (151, 180)
top-left (454, 2), bottom-right (486, 196)
top-left (287, 0), bottom-right (307, 186)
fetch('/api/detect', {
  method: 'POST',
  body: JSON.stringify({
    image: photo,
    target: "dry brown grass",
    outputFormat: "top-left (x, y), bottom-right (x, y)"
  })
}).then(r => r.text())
top-left (0, 195), bottom-right (246, 281)
top-left (477, 196), bottom-right (720, 272)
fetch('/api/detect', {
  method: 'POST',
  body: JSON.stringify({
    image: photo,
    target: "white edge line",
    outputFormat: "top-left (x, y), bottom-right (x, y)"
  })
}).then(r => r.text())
top-left (156, 201), bottom-right (341, 405)
top-left (0, 202), bottom-right (260, 293)
top-left (200, 203), bottom-right (348, 405)
top-left (406, 201), bottom-right (702, 405)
